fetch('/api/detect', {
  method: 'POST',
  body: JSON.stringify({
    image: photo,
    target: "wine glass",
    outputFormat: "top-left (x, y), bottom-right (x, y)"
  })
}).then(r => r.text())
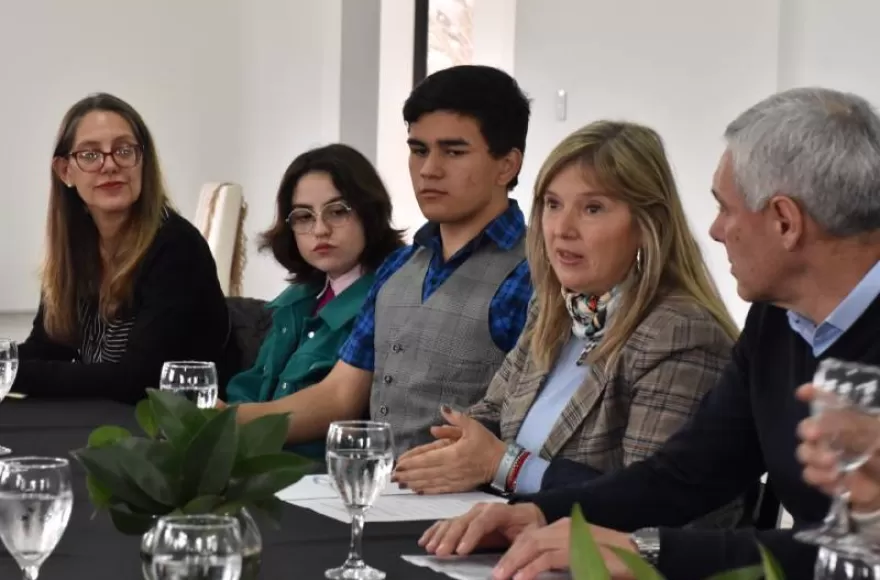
top-left (0, 457), bottom-right (73, 580)
top-left (150, 514), bottom-right (243, 580)
top-left (159, 361), bottom-right (218, 409)
top-left (325, 421), bottom-right (394, 580)
top-left (0, 339), bottom-right (19, 456)
top-left (795, 358), bottom-right (880, 561)
top-left (816, 546), bottom-right (880, 579)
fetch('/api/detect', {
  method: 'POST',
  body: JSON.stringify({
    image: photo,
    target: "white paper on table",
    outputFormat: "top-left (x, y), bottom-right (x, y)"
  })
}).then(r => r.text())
top-left (401, 554), bottom-right (571, 579)
top-left (276, 474), bottom-right (414, 502)
top-left (287, 490), bottom-right (507, 523)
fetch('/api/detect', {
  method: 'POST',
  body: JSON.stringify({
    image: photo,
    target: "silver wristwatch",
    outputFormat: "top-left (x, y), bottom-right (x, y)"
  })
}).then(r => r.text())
top-left (630, 527), bottom-right (661, 566)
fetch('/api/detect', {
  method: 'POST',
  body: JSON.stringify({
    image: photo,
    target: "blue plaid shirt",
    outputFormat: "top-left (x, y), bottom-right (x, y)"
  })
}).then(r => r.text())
top-left (339, 200), bottom-right (532, 371)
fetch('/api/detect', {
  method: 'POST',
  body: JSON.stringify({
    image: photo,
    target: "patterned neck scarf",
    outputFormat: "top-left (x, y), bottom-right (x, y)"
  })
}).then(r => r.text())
top-left (562, 285), bottom-right (620, 365)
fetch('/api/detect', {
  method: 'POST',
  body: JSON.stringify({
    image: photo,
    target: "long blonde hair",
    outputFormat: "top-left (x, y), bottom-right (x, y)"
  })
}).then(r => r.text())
top-left (527, 120), bottom-right (739, 371)
top-left (43, 93), bottom-right (171, 343)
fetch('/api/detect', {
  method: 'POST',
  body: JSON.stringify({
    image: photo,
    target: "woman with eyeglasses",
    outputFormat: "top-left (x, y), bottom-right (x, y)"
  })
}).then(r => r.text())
top-left (11, 93), bottom-right (230, 404)
top-left (222, 143), bottom-right (405, 459)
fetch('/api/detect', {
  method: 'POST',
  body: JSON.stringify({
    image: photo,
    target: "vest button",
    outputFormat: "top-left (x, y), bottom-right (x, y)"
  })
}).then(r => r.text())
top-left (379, 405), bottom-right (388, 415)
top-left (391, 344), bottom-right (402, 353)
top-left (383, 374), bottom-right (393, 384)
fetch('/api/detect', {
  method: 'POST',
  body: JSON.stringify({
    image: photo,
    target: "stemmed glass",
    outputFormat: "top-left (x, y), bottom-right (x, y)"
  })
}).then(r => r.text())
top-left (149, 514), bottom-right (243, 580)
top-left (0, 339), bottom-right (19, 456)
top-left (159, 361), bottom-right (218, 409)
top-left (815, 546), bottom-right (880, 579)
top-left (325, 421), bottom-right (394, 580)
top-left (795, 358), bottom-right (880, 561)
top-left (0, 457), bottom-right (73, 580)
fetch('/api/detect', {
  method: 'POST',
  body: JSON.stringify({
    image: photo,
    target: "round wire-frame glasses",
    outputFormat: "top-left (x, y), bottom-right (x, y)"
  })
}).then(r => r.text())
top-left (286, 200), bottom-right (353, 235)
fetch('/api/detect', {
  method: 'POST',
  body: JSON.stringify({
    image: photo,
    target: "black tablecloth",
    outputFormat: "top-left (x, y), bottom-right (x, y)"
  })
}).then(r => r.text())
top-left (0, 398), bottom-right (449, 579)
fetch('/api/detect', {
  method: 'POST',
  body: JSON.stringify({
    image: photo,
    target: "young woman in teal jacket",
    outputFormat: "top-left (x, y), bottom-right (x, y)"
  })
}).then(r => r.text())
top-left (225, 143), bottom-right (404, 459)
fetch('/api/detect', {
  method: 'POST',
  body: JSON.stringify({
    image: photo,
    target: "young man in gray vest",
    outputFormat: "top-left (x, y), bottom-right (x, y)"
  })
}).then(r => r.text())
top-left (233, 65), bottom-right (533, 454)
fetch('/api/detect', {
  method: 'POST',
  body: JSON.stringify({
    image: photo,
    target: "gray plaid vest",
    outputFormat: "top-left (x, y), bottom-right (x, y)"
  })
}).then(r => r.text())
top-left (371, 239), bottom-right (526, 454)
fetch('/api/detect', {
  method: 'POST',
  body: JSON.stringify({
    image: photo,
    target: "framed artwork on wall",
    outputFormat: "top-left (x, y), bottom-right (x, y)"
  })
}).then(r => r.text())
top-left (413, 0), bottom-right (475, 86)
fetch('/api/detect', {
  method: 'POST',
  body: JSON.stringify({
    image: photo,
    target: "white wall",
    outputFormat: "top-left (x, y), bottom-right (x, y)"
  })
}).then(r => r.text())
top-left (777, 0), bottom-right (880, 102)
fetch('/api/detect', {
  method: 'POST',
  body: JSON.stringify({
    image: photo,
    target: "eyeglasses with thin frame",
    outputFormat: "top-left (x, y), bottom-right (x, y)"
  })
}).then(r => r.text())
top-left (67, 143), bottom-right (143, 173)
top-left (286, 200), bottom-right (354, 235)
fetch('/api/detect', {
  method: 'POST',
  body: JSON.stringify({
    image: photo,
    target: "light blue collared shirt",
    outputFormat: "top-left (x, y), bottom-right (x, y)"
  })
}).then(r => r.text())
top-left (514, 334), bottom-right (589, 493)
top-left (787, 261), bottom-right (880, 354)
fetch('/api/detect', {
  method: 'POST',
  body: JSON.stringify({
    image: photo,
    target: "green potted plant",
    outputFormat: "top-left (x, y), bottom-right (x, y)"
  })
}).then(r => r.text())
top-left (71, 388), bottom-right (314, 580)
top-left (569, 505), bottom-right (785, 580)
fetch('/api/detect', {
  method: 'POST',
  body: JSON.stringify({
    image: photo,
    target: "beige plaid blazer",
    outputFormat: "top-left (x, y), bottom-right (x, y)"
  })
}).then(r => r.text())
top-left (469, 293), bottom-right (734, 474)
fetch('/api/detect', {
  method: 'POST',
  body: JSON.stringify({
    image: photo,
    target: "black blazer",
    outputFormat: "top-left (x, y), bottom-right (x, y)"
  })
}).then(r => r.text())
top-left (15, 211), bottom-right (230, 404)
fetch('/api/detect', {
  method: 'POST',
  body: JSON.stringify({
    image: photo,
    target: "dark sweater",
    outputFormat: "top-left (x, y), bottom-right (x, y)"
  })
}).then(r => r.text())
top-left (527, 297), bottom-right (880, 579)
top-left (15, 211), bottom-right (230, 404)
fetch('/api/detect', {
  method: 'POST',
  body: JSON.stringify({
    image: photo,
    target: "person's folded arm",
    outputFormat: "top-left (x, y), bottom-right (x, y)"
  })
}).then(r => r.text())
top-left (523, 323), bottom-right (765, 527)
top-left (225, 365), bottom-right (263, 404)
top-left (617, 311), bottom-right (730, 469)
top-left (13, 231), bottom-right (227, 404)
top-left (233, 266), bottom-right (388, 442)
top-left (538, 309), bottom-right (730, 492)
top-left (235, 360), bottom-right (373, 443)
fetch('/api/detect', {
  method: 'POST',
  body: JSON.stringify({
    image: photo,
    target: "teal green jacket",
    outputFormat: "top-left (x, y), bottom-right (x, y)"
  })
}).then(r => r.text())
top-left (226, 273), bottom-right (375, 459)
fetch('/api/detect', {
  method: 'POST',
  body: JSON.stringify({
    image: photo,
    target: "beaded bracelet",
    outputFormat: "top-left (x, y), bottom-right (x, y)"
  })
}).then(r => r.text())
top-left (505, 448), bottom-right (531, 493)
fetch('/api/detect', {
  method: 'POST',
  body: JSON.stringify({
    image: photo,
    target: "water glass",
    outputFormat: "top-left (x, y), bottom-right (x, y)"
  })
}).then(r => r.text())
top-left (325, 421), bottom-right (394, 580)
top-left (796, 358), bottom-right (880, 561)
top-left (0, 339), bottom-right (19, 455)
top-left (0, 457), bottom-right (73, 580)
top-left (150, 514), bottom-right (243, 580)
top-left (816, 546), bottom-right (880, 579)
top-left (159, 361), bottom-right (218, 408)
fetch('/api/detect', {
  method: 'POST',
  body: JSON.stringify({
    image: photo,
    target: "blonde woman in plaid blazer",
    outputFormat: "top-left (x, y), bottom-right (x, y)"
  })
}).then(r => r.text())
top-left (393, 121), bottom-right (742, 527)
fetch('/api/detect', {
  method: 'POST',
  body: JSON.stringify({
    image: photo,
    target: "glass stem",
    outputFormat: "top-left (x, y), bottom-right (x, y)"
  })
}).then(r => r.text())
top-left (23, 565), bottom-right (39, 580)
top-left (346, 512), bottom-right (366, 567)
top-left (826, 481), bottom-right (852, 536)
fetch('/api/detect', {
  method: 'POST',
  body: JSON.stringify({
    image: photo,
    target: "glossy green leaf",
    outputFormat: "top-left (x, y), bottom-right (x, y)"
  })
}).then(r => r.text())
top-left (146, 388), bottom-right (205, 448)
top-left (201, 408), bottom-right (222, 421)
top-left (569, 504), bottom-right (610, 580)
top-left (119, 453), bottom-right (176, 507)
top-left (86, 474), bottom-right (114, 509)
top-left (227, 453), bottom-right (312, 501)
top-left (181, 407), bottom-right (239, 499)
top-left (87, 426), bottom-right (132, 448)
top-left (249, 496), bottom-right (288, 528)
top-left (213, 500), bottom-right (246, 517)
top-left (72, 446), bottom-right (168, 513)
top-left (607, 546), bottom-right (665, 580)
top-left (758, 543), bottom-right (785, 580)
top-left (108, 505), bottom-right (159, 536)
top-left (135, 399), bottom-right (159, 439)
top-left (706, 565), bottom-right (765, 580)
top-left (182, 495), bottom-right (225, 514)
top-left (238, 413), bottom-right (290, 460)
top-left (116, 438), bottom-right (179, 474)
